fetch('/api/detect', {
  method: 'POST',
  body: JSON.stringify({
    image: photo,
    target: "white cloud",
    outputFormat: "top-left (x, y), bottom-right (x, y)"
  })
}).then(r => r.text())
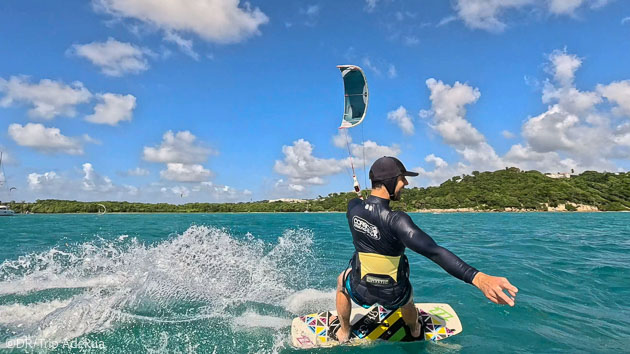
top-left (509, 49), bottom-right (629, 171)
top-left (26, 163), bottom-right (131, 200)
top-left (289, 184), bottom-right (305, 192)
top-left (425, 154), bottom-right (448, 169)
top-left (597, 80), bottom-right (630, 117)
top-left (24, 164), bottom-right (249, 203)
top-left (350, 140), bottom-right (401, 161)
top-left (503, 143), bottom-right (579, 171)
top-left (8, 123), bottom-right (90, 155)
top-left (502, 130), bottom-right (515, 138)
top-left (193, 181), bottom-right (252, 201)
top-left (160, 163), bottom-right (213, 182)
top-left (362, 57), bottom-right (381, 76)
top-left (94, 0), bottom-right (269, 44)
top-left (304, 5), bottom-right (319, 16)
top-left (123, 167), bottom-right (150, 176)
top-left (0, 76), bottom-right (92, 119)
top-left (82, 163), bottom-right (115, 192)
top-left (274, 139), bottom-right (346, 188)
top-left (548, 0), bottom-right (585, 15)
top-left (162, 185), bottom-right (190, 198)
top-left (331, 134), bottom-right (401, 184)
top-left (453, 0), bottom-right (533, 32)
top-left (437, 15), bottom-right (458, 27)
top-left (70, 38), bottom-right (150, 76)
top-left (85, 93), bottom-right (136, 125)
top-left (361, 57), bottom-right (397, 79)
top-left (296, 4), bottom-right (321, 27)
top-left (387, 106), bottom-right (415, 135)
top-left (273, 178), bottom-right (310, 196)
top-left (144, 131), bottom-right (216, 185)
top-left (425, 78), bottom-right (486, 146)
top-left (417, 49), bottom-right (630, 184)
top-left (403, 36), bottom-right (420, 46)
top-left (522, 105), bottom-right (580, 152)
top-left (518, 49), bottom-right (628, 169)
top-left (387, 64), bottom-right (397, 79)
top-left (613, 123), bottom-right (630, 146)
top-left (412, 161), bottom-right (470, 187)
top-left (421, 78), bottom-right (502, 174)
top-left (452, 0), bottom-right (612, 32)
top-left (546, 50), bottom-right (581, 87)
top-left (163, 31), bottom-right (199, 60)
top-left (542, 84), bottom-right (602, 116)
top-left (622, 16), bottom-right (630, 25)
top-left (365, 0), bottom-right (378, 12)
top-left (332, 130), bottom-right (351, 148)
top-left (125, 184), bottom-right (139, 196)
top-left (143, 130), bottom-right (213, 164)
top-left (28, 171), bottom-right (64, 191)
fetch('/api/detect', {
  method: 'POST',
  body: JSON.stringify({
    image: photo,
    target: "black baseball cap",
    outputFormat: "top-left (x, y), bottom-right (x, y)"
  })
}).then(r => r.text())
top-left (369, 156), bottom-right (419, 181)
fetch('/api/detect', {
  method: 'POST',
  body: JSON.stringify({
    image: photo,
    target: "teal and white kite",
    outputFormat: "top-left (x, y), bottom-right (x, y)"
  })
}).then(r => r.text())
top-left (338, 65), bottom-right (369, 129)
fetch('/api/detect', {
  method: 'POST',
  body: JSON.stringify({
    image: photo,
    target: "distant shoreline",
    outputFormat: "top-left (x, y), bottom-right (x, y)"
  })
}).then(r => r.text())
top-left (8, 209), bottom-right (630, 215)
top-left (3, 169), bottom-right (630, 213)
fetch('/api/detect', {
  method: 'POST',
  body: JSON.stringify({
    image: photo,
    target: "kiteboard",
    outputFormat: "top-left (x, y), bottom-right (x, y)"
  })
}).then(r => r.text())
top-left (291, 303), bottom-right (462, 349)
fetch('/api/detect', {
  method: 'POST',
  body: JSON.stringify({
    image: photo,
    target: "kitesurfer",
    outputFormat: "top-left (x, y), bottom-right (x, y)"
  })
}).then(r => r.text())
top-left (335, 156), bottom-right (518, 342)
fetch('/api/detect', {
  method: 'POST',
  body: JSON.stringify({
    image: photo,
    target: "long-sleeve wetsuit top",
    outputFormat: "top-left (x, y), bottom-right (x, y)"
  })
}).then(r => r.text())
top-left (347, 195), bottom-right (478, 284)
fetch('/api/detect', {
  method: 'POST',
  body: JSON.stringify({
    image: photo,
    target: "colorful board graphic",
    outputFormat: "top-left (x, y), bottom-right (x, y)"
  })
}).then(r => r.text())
top-left (290, 303), bottom-right (462, 349)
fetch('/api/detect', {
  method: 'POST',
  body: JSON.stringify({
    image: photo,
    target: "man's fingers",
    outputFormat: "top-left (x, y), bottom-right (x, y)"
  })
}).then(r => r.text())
top-left (495, 289), bottom-right (514, 306)
top-left (478, 276), bottom-right (518, 306)
top-left (499, 278), bottom-right (518, 298)
top-left (500, 279), bottom-right (518, 293)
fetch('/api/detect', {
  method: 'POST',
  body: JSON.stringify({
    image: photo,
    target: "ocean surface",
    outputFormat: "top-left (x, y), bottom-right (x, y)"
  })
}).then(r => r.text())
top-left (0, 212), bottom-right (629, 353)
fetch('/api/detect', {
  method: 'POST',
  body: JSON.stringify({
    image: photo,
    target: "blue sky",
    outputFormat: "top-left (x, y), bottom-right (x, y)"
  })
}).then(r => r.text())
top-left (1, 0), bottom-right (629, 203)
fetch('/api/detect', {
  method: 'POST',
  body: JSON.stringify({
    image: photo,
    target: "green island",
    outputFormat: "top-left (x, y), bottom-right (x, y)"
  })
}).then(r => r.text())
top-left (2, 168), bottom-right (629, 213)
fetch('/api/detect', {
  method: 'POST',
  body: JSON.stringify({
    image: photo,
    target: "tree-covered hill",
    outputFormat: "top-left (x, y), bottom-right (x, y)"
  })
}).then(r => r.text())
top-left (399, 168), bottom-right (630, 211)
top-left (2, 169), bottom-right (629, 213)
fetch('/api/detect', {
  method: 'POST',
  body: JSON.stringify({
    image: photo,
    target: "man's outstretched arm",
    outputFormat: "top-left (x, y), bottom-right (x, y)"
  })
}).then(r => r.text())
top-left (394, 213), bottom-right (518, 306)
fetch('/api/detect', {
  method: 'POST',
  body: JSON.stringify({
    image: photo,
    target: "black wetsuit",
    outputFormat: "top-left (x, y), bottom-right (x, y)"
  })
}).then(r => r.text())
top-left (344, 195), bottom-right (478, 309)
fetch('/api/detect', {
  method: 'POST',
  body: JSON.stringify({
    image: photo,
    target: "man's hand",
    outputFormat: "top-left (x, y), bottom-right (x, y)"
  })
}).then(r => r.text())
top-left (472, 272), bottom-right (518, 306)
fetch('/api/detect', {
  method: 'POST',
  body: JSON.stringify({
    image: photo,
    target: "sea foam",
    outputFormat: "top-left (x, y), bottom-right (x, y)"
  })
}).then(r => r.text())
top-left (0, 225), bottom-right (318, 350)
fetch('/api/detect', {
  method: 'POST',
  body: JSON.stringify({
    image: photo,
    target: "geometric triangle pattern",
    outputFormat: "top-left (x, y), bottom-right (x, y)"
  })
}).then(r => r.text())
top-left (419, 309), bottom-right (455, 342)
top-left (300, 311), bottom-right (336, 344)
top-left (378, 305), bottom-right (392, 321)
top-left (296, 305), bottom-right (456, 346)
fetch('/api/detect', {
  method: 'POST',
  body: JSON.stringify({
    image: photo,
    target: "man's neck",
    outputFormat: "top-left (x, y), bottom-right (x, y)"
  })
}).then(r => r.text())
top-left (370, 188), bottom-right (390, 200)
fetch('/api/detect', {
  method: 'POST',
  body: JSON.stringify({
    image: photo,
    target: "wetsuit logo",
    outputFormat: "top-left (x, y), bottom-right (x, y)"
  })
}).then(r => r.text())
top-left (353, 216), bottom-right (380, 240)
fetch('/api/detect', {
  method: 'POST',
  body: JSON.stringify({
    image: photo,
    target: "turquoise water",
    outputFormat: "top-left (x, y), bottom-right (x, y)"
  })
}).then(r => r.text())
top-left (0, 213), bottom-right (629, 353)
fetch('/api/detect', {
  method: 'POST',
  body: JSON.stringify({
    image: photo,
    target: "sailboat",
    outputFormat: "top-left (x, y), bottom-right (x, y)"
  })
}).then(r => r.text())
top-left (0, 152), bottom-right (16, 216)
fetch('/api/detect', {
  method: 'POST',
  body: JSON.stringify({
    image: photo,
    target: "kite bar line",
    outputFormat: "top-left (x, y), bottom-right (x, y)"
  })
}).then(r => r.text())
top-left (361, 123), bottom-right (367, 193)
top-left (342, 128), bottom-right (362, 198)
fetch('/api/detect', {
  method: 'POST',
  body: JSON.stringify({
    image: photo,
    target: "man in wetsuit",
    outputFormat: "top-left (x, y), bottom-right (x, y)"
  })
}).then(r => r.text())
top-left (335, 156), bottom-right (518, 342)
